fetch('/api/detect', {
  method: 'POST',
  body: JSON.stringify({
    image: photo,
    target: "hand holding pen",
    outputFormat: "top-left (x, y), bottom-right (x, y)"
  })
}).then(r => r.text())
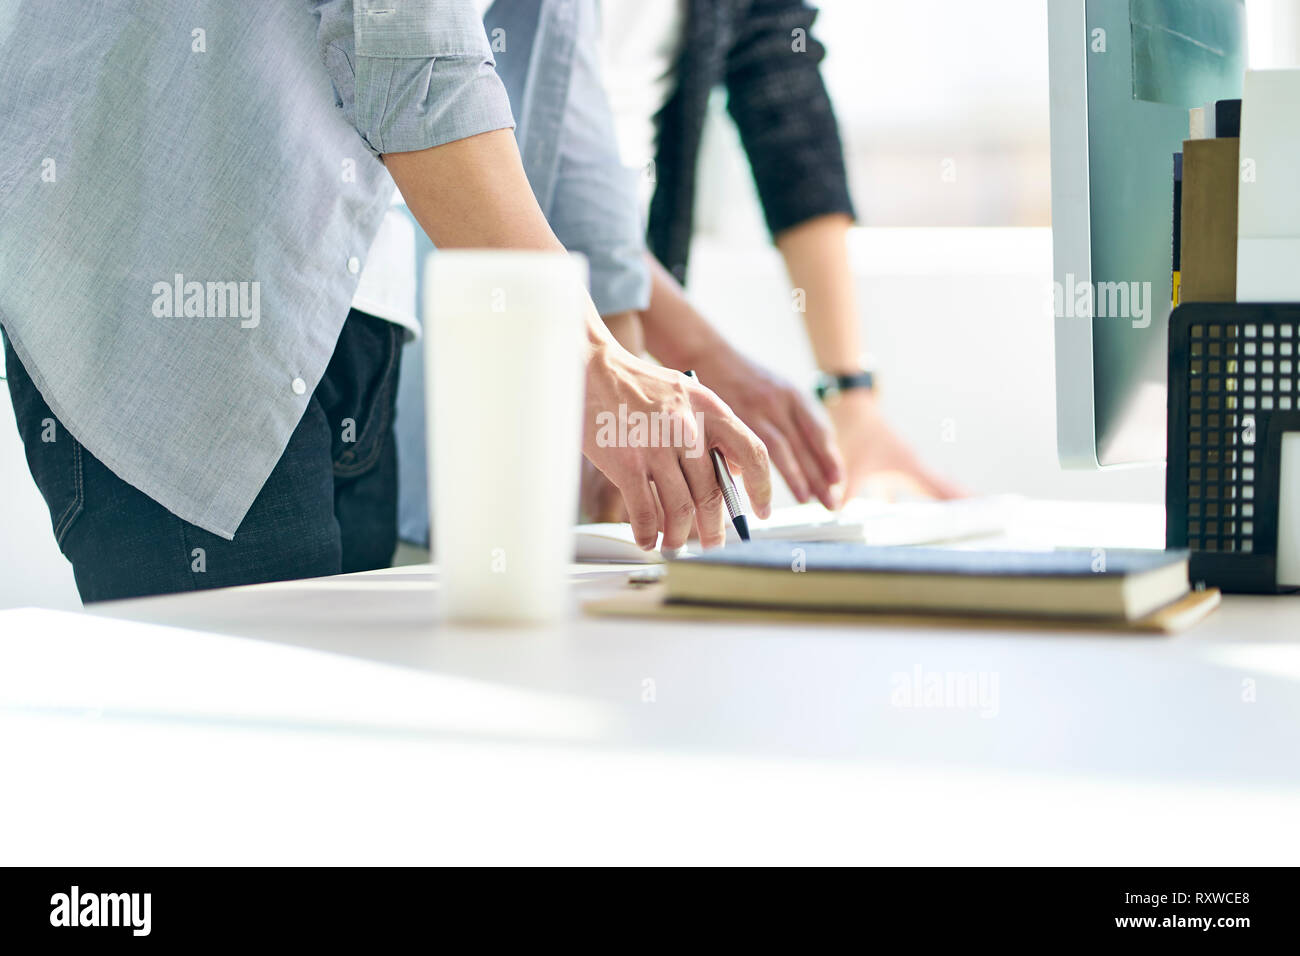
top-left (684, 369), bottom-right (751, 542)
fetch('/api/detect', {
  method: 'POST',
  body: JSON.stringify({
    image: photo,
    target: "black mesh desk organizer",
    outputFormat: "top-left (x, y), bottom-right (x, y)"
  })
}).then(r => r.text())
top-left (1167, 302), bottom-right (1300, 593)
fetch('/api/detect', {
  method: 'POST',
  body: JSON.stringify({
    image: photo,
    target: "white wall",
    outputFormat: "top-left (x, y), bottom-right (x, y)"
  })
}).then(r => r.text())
top-left (1248, 0), bottom-right (1300, 67)
top-left (811, 0), bottom-right (1052, 228)
top-left (685, 228), bottom-right (1167, 511)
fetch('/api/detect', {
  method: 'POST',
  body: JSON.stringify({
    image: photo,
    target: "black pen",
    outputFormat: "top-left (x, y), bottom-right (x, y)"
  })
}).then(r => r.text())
top-left (683, 370), bottom-right (750, 541)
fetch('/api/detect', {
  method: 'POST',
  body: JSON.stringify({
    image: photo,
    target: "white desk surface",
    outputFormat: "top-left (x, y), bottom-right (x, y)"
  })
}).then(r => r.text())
top-left (2, 501), bottom-right (1298, 864)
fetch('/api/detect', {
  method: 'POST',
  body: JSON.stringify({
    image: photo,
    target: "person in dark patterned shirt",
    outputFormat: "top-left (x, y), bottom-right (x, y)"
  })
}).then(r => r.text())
top-left (582, 0), bottom-right (960, 523)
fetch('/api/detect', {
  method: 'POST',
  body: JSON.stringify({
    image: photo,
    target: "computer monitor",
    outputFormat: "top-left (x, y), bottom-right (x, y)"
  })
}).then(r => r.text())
top-left (1049, 0), bottom-right (1247, 468)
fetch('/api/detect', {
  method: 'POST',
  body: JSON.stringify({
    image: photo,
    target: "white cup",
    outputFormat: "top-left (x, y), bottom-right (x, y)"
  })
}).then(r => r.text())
top-left (426, 250), bottom-right (589, 623)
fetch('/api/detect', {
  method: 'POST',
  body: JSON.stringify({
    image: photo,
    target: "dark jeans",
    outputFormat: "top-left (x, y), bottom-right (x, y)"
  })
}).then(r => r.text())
top-left (4, 309), bottom-right (403, 603)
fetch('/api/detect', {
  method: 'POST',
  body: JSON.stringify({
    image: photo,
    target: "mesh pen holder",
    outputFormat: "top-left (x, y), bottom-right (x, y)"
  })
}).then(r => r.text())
top-left (1167, 302), bottom-right (1300, 593)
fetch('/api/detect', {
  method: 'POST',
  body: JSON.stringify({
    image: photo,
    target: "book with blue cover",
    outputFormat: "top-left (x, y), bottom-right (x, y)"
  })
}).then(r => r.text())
top-left (665, 544), bottom-right (1191, 622)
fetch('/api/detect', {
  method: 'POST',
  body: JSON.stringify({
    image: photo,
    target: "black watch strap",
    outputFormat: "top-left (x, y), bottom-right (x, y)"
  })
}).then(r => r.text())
top-left (815, 370), bottom-right (876, 403)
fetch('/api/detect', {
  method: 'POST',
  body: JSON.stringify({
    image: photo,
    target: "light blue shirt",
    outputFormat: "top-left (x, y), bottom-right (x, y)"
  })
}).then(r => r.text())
top-left (488, 0), bottom-right (649, 316)
top-left (0, 0), bottom-right (514, 539)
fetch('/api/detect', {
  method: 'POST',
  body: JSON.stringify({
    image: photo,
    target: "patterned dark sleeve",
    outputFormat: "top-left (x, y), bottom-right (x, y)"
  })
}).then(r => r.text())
top-left (723, 0), bottom-right (857, 238)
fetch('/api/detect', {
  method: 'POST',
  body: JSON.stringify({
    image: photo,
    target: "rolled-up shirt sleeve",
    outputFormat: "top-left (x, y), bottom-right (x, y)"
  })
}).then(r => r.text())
top-left (312, 0), bottom-right (515, 156)
top-left (724, 0), bottom-right (856, 239)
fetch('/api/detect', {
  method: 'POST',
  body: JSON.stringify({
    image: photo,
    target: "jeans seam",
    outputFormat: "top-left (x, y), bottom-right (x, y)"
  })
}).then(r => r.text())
top-left (53, 441), bottom-right (84, 547)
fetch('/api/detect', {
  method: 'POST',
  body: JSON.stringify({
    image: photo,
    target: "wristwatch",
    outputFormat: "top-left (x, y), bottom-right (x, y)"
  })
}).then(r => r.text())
top-left (814, 368), bottom-right (877, 404)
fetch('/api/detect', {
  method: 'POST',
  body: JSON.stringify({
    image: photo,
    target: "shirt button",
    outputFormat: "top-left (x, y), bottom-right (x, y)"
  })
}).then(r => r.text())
top-left (346, 256), bottom-right (361, 274)
top-left (291, 377), bottom-right (307, 396)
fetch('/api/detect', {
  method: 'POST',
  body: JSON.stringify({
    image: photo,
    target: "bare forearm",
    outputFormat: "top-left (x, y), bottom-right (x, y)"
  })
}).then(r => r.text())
top-left (383, 130), bottom-right (614, 355)
top-left (775, 213), bottom-right (862, 374)
top-left (384, 131), bottom-right (775, 541)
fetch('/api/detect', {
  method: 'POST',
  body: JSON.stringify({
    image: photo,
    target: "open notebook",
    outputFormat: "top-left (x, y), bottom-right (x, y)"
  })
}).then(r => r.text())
top-left (574, 495), bottom-right (1022, 564)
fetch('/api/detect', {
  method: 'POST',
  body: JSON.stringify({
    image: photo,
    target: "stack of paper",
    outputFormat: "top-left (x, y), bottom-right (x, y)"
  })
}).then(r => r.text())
top-left (574, 496), bottom-right (1022, 564)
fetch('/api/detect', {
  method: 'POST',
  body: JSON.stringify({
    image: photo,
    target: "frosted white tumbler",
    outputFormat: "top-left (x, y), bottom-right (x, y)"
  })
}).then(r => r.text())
top-left (426, 250), bottom-right (588, 623)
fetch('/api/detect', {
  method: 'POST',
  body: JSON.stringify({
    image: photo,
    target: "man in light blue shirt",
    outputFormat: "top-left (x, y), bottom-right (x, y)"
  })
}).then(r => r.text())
top-left (0, 0), bottom-right (773, 602)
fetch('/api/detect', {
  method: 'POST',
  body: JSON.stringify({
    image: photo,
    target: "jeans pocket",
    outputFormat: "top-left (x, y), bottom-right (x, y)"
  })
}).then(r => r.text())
top-left (333, 316), bottom-right (403, 477)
